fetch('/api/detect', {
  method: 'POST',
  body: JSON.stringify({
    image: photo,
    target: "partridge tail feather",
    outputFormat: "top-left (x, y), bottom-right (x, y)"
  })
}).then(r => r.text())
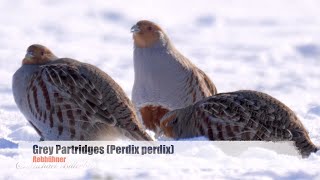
top-left (293, 136), bottom-right (318, 157)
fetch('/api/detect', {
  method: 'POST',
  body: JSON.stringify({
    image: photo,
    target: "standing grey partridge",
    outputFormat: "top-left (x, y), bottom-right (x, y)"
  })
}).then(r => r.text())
top-left (131, 20), bottom-right (217, 135)
top-left (12, 44), bottom-right (152, 141)
top-left (160, 90), bottom-right (318, 157)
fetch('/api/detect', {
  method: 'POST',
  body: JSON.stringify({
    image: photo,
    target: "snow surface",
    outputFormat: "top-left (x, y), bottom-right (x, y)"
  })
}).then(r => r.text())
top-left (0, 0), bottom-right (320, 179)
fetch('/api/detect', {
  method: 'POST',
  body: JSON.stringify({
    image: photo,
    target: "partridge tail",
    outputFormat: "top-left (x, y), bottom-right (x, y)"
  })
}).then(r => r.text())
top-left (295, 138), bottom-right (318, 158)
top-left (292, 130), bottom-right (318, 158)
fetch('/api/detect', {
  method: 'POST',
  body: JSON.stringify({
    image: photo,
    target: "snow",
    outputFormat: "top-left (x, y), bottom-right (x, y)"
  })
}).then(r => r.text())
top-left (0, 0), bottom-right (319, 179)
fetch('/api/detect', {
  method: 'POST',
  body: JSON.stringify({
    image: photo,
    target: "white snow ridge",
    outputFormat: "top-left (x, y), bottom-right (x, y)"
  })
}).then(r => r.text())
top-left (0, 0), bottom-right (319, 179)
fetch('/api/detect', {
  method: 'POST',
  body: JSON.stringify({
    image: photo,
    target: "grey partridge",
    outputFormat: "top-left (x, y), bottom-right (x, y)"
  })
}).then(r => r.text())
top-left (131, 20), bottom-right (217, 135)
top-left (12, 44), bottom-right (152, 141)
top-left (160, 90), bottom-right (318, 157)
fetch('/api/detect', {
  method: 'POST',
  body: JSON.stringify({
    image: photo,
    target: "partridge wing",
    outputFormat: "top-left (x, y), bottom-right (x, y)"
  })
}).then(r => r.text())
top-left (39, 63), bottom-right (117, 126)
top-left (194, 93), bottom-right (293, 141)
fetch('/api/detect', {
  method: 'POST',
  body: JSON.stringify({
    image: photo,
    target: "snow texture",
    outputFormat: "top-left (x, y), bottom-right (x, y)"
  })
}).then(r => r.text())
top-left (0, 0), bottom-right (319, 179)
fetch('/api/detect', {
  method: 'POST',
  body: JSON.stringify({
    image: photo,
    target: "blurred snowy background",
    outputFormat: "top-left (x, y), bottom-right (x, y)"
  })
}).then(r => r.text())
top-left (0, 0), bottom-right (319, 179)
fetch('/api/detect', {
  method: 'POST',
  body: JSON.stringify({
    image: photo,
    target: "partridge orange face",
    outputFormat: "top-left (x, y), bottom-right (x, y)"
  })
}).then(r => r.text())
top-left (22, 44), bottom-right (57, 65)
top-left (131, 20), bottom-right (164, 48)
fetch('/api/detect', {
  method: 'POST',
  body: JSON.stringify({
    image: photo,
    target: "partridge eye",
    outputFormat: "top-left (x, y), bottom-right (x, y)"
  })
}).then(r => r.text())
top-left (41, 51), bottom-right (44, 56)
top-left (147, 26), bottom-right (152, 31)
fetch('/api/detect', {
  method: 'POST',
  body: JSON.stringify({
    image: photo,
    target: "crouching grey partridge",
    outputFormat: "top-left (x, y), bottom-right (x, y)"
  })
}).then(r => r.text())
top-left (131, 20), bottom-right (217, 135)
top-left (160, 90), bottom-right (318, 157)
top-left (13, 44), bottom-right (152, 141)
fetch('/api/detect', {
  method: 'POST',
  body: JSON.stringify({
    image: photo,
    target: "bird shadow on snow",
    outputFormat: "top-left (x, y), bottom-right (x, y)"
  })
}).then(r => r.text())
top-left (0, 138), bottom-right (18, 149)
top-left (308, 106), bottom-right (320, 116)
top-left (225, 18), bottom-right (279, 27)
top-left (0, 105), bottom-right (19, 111)
top-left (102, 11), bottom-right (124, 22)
top-left (195, 15), bottom-right (216, 27)
top-left (101, 10), bottom-right (134, 26)
top-left (296, 43), bottom-right (320, 58)
top-left (234, 170), bottom-right (317, 180)
top-left (0, 86), bottom-right (12, 94)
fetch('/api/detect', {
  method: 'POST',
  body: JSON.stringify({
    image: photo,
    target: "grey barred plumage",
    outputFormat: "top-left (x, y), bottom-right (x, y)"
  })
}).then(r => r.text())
top-left (160, 90), bottom-right (318, 157)
top-left (131, 20), bottom-right (217, 135)
top-left (13, 44), bottom-right (152, 141)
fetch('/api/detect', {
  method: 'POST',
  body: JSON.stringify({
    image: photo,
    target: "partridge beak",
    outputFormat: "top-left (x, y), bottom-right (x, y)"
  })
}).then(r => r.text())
top-left (130, 24), bottom-right (140, 33)
top-left (22, 52), bottom-right (34, 65)
top-left (25, 51), bottom-right (34, 58)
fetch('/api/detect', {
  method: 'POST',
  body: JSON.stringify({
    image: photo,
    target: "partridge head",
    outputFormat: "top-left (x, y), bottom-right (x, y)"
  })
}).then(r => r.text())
top-left (22, 44), bottom-right (57, 65)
